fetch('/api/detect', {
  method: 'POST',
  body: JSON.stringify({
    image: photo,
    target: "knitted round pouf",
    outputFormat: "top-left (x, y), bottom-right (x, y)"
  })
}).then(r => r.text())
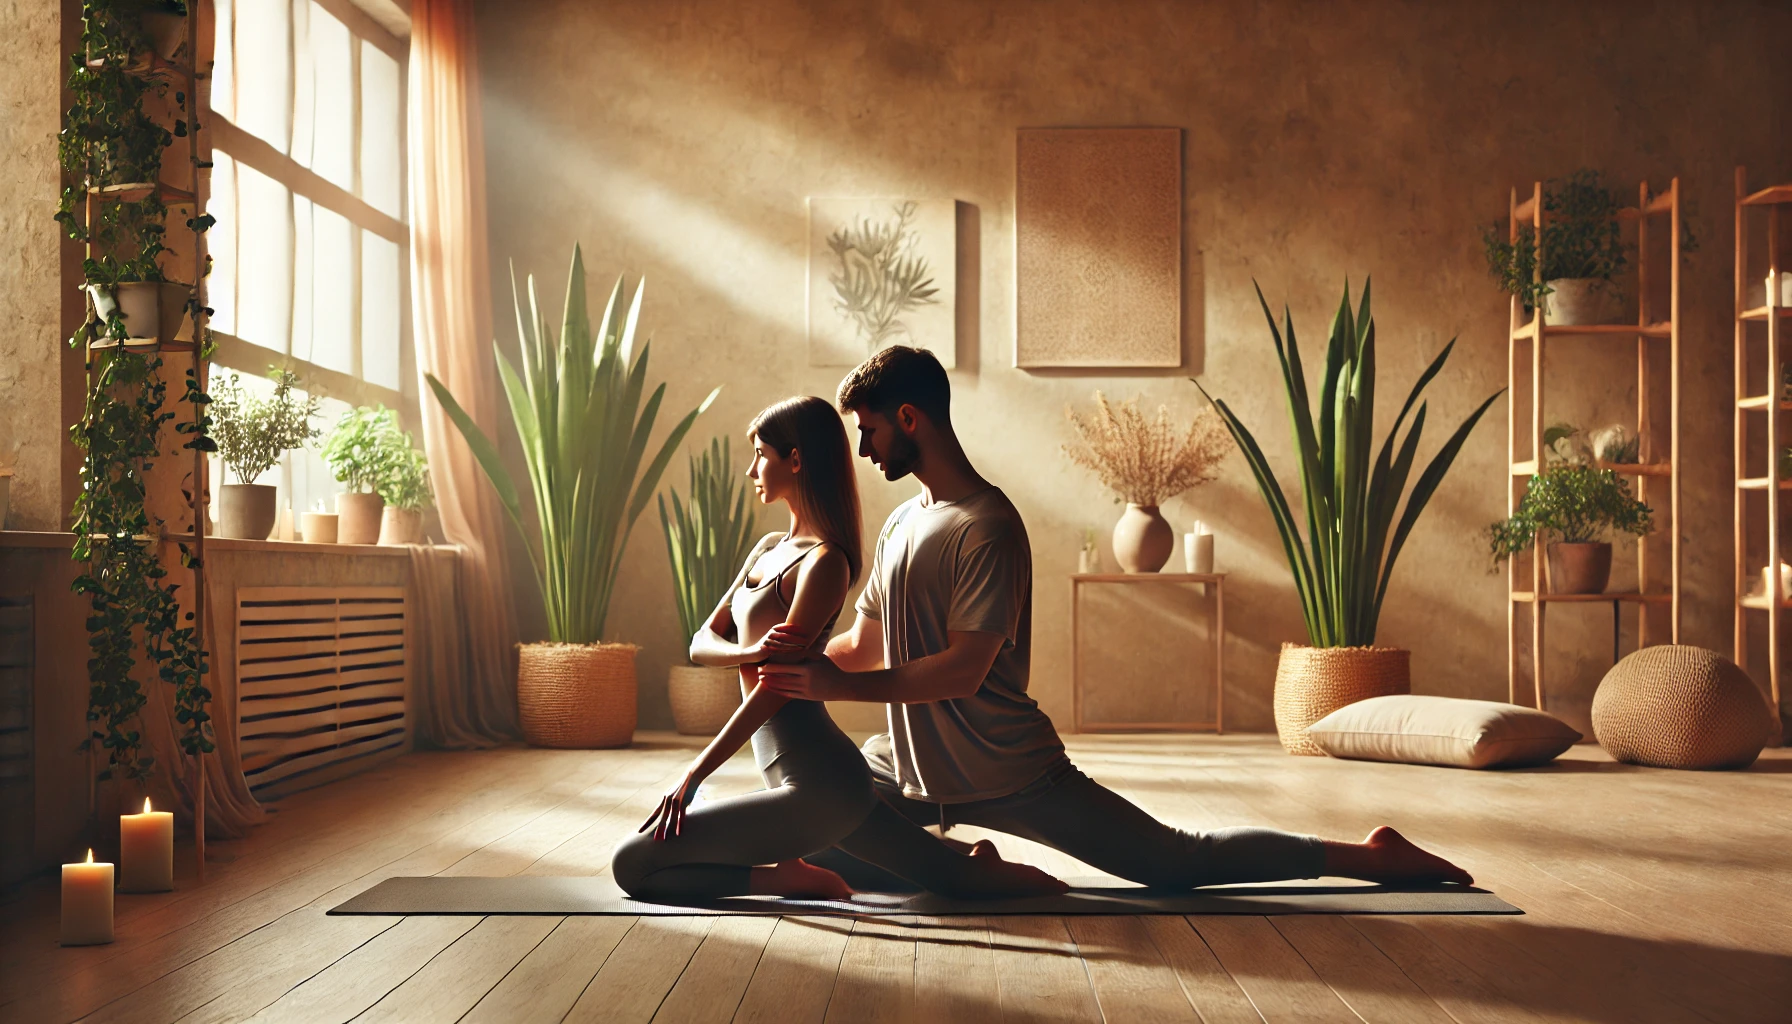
top-left (1591, 645), bottom-right (1772, 770)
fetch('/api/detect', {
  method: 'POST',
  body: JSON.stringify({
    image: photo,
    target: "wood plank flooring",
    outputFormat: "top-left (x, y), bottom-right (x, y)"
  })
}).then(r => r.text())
top-left (2, 734), bottom-right (1788, 1023)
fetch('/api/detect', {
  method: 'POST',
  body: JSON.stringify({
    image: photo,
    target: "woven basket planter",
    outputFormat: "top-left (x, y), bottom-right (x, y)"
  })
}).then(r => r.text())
top-left (1273, 643), bottom-right (1411, 756)
top-left (668, 665), bottom-right (742, 735)
top-left (516, 642), bottom-right (640, 748)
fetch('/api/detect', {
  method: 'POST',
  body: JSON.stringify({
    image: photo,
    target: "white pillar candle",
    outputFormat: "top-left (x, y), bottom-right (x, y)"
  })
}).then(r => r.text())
top-left (61, 849), bottom-right (114, 946)
top-left (120, 797), bottom-right (174, 892)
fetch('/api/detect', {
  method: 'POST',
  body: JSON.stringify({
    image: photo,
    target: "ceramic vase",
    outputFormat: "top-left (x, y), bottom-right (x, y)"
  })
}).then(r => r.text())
top-left (336, 492), bottom-right (385, 545)
top-left (1112, 504), bottom-right (1174, 573)
top-left (218, 484), bottom-right (277, 540)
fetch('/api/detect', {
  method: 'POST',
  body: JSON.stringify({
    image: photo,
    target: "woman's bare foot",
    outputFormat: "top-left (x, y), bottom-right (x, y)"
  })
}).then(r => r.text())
top-left (748, 859), bottom-right (854, 900)
top-left (1324, 826), bottom-right (1473, 886)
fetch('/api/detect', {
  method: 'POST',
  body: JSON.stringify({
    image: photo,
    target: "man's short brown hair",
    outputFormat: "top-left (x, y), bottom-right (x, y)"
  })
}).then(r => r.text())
top-left (836, 345), bottom-right (951, 425)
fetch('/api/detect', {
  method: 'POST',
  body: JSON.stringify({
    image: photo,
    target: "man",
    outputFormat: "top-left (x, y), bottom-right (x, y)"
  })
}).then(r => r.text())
top-left (760, 345), bottom-right (1472, 891)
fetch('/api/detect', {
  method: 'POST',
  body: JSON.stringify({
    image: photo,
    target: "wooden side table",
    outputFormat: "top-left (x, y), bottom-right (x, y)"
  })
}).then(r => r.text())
top-left (1069, 573), bottom-right (1226, 733)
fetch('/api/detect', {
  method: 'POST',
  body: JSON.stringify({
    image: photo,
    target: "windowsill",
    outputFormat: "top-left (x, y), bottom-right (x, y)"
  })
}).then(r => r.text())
top-left (0, 530), bottom-right (424, 559)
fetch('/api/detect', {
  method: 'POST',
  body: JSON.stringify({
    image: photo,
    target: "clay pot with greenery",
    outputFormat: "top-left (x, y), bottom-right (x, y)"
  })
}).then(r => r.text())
top-left (428, 246), bottom-right (718, 749)
top-left (660, 437), bottom-right (758, 735)
top-left (210, 369), bottom-right (321, 540)
top-left (376, 432), bottom-right (433, 546)
top-left (321, 406), bottom-right (397, 544)
top-left (1197, 280), bottom-right (1503, 755)
top-left (1489, 465), bottom-right (1653, 595)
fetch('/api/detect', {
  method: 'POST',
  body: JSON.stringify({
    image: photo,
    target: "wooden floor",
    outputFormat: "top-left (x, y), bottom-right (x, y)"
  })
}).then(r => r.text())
top-left (2, 733), bottom-right (1789, 1023)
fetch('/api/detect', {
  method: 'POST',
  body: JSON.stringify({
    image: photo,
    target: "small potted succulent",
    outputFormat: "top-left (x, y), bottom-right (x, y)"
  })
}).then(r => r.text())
top-left (210, 368), bottom-right (321, 539)
top-left (1489, 465), bottom-right (1654, 594)
top-left (659, 437), bottom-right (758, 734)
top-left (376, 427), bottom-right (432, 546)
top-left (321, 405), bottom-right (400, 544)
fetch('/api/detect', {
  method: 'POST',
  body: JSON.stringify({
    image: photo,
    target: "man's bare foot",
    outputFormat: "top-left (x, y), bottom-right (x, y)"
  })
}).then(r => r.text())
top-left (1325, 826), bottom-right (1473, 886)
top-left (748, 859), bottom-right (853, 900)
top-left (941, 839), bottom-right (1069, 898)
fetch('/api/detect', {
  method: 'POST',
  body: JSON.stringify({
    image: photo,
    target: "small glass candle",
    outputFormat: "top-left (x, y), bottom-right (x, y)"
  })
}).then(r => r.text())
top-left (120, 797), bottom-right (174, 892)
top-left (61, 849), bottom-right (114, 946)
top-left (1184, 524), bottom-right (1215, 574)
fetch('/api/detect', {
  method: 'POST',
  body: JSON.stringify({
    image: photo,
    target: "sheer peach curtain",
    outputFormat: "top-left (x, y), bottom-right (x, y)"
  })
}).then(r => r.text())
top-left (408, 0), bottom-right (517, 745)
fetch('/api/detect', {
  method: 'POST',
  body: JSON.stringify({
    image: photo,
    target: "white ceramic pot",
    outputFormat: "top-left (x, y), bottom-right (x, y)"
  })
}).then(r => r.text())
top-left (336, 492), bottom-right (385, 545)
top-left (377, 506), bottom-right (425, 546)
top-left (1543, 278), bottom-right (1621, 326)
top-left (86, 282), bottom-right (191, 342)
top-left (142, 11), bottom-right (188, 61)
top-left (1112, 504), bottom-right (1174, 573)
top-left (218, 483), bottom-right (277, 540)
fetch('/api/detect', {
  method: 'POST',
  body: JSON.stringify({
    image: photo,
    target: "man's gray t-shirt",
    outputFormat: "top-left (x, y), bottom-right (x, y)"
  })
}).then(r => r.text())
top-left (855, 486), bottom-right (1065, 802)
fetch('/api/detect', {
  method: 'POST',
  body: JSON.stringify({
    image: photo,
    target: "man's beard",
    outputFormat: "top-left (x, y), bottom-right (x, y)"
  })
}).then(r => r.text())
top-left (878, 431), bottom-right (920, 481)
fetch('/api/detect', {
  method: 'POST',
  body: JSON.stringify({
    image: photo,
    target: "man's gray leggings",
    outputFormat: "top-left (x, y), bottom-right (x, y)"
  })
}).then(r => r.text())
top-left (813, 756), bottom-right (1329, 892)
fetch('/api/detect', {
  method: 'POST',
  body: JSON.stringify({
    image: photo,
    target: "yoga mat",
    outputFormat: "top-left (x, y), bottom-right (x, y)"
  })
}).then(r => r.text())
top-left (329, 876), bottom-right (1520, 917)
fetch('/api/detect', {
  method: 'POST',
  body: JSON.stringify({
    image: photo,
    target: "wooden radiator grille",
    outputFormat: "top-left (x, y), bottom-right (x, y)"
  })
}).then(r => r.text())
top-left (236, 586), bottom-right (409, 798)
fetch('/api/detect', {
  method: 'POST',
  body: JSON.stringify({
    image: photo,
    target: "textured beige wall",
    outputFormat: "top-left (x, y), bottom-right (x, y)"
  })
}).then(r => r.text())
top-left (477, 0), bottom-right (1792, 734)
top-left (0, 1), bottom-right (65, 530)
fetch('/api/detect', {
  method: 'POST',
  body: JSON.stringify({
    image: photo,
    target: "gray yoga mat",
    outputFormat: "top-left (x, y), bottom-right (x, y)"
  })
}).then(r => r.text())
top-left (329, 875), bottom-right (1520, 917)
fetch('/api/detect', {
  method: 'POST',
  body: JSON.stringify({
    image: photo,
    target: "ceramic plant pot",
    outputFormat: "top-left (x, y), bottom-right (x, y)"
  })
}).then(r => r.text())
top-left (301, 512), bottom-right (338, 544)
top-left (517, 642), bottom-right (639, 748)
top-left (336, 492), bottom-right (385, 545)
top-left (1543, 278), bottom-right (1621, 326)
top-left (1112, 504), bottom-right (1174, 573)
top-left (1546, 541), bottom-right (1612, 595)
top-left (1274, 644), bottom-right (1412, 756)
top-left (668, 664), bottom-right (742, 735)
top-left (142, 11), bottom-right (189, 62)
top-left (218, 484), bottom-right (277, 540)
top-left (87, 282), bottom-right (190, 342)
top-left (377, 506), bottom-right (425, 546)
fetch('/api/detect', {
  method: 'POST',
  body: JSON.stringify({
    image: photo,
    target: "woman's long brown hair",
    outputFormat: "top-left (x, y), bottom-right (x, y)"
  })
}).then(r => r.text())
top-left (749, 396), bottom-right (862, 583)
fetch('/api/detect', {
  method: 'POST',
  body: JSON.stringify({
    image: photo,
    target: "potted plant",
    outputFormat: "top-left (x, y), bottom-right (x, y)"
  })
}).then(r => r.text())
top-left (428, 246), bottom-right (718, 749)
top-left (209, 368), bottom-right (320, 540)
top-left (321, 405), bottom-right (398, 544)
top-left (1197, 280), bottom-right (1503, 755)
top-left (660, 437), bottom-right (758, 734)
top-left (1062, 392), bottom-right (1230, 573)
top-left (1489, 465), bottom-right (1653, 595)
top-left (376, 426), bottom-right (432, 546)
top-left (1482, 169), bottom-right (1627, 326)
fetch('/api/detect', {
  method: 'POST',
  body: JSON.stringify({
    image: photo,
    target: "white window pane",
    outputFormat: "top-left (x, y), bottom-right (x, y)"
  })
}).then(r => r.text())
top-left (234, 0), bottom-right (291, 153)
top-left (360, 41), bottom-right (401, 218)
top-left (309, 206), bottom-right (355, 375)
top-left (211, 0), bottom-right (234, 123)
top-left (305, 2), bottom-right (354, 189)
top-left (235, 162), bottom-right (293, 352)
top-left (362, 232), bottom-right (401, 391)
top-left (289, 0), bottom-right (314, 167)
top-left (291, 195), bottom-right (314, 361)
top-left (207, 152), bottom-right (238, 336)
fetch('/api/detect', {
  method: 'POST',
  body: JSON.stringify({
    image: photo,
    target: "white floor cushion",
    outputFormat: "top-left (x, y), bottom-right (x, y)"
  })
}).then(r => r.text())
top-left (1305, 694), bottom-right (1582, 769)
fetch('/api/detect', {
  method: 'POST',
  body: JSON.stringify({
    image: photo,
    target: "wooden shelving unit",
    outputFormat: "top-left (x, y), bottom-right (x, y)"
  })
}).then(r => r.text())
top-left (1732, 167), bottom-right (1792, 731)
top-left (77, 14), bottom-right (212, 874)
top-left (1505, 178), bottom-right (1681, 709)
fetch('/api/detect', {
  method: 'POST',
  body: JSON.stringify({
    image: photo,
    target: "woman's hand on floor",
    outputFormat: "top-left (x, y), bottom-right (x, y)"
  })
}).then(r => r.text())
top-left (639, 773), bottom-right (698, 841)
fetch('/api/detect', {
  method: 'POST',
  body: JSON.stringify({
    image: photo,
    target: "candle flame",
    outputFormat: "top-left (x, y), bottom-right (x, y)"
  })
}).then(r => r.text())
top-left (85, 849), bottom-right (94, 864)
top-left (144, 797), bottom-right (152, 814)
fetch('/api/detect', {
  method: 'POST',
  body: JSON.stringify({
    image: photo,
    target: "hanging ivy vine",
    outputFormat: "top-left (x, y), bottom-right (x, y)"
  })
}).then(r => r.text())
top-left (62, 0), bottom-right (214, 782)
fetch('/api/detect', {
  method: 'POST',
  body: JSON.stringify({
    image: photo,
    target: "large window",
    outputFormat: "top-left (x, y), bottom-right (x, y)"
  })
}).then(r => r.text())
top-left (207, 0), bottom-right (410, 521)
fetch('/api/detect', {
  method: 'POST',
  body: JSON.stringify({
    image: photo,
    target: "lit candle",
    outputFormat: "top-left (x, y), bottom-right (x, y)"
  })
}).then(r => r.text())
top-left (1184, 521), bottom-right (1215, 574)
top-left (120, 797), bottom-right (174, 892)
top-left (61, 849), bottom-right (114, 946)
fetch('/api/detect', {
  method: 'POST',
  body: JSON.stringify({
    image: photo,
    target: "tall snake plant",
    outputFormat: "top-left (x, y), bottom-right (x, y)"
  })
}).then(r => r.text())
top-left (660, 437), bottom-right (759, 645)
top-left (1195, 280), bottom-right (1503, 648)
top-left (427, 246), bottom-right (718, 644)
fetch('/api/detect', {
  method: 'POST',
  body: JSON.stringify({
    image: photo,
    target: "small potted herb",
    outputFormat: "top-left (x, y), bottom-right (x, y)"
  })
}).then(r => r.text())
top-left (1489, 465), bottom-right (1653, 595)
top-left (321, 405), bottom-right (404, 545)
top-left (210, 368), bottom-right (321, 539)
top-left (376, 428), bottom-right (433, 546)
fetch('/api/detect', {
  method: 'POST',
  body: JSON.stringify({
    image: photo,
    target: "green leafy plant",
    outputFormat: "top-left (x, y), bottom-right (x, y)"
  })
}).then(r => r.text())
top-left (1488, 465), bottom-right (1653, 565)
top-left (64, 1), bottom-right (214, 781)
top-left (427, 246), bottom-right (719, 643)
top-left (379, 438), bottom-right (433, 512)
top-left (659, 437), bottom-right (758, 644)
top-left (828, 201), bottom-right (939, 353)
top-left (1195, 280), bottom-right (1504, 648)
top-left (210, 368), bottom-right (320, 484)
top-left (321, 405), bottom-right (399, 493)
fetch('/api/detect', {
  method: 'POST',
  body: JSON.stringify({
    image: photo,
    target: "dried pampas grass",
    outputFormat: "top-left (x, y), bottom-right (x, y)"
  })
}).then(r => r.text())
top-left (1063, 392), bottom-right (1232, 506)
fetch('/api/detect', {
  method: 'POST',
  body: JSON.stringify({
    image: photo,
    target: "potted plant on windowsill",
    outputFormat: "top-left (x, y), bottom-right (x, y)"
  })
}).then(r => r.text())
top-left (1196, 280), bottom-right (1503, 755)
top-left (322, 405), bottom-right (397, 544)
top-left (376, 426), bottom-right (432, 546)
top-left (428, 246), bottom-right (718, 749)
top-left (1489, 465), bottom-right (1653, 595)
top-left (660, 437), bottom-right (758, 735)
top-left (209, 368), bottom-right (321, 540)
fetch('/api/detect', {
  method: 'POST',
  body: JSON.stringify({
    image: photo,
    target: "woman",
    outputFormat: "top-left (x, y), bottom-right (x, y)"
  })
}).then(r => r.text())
top-left (613, 396), bottom-right (1064, 901)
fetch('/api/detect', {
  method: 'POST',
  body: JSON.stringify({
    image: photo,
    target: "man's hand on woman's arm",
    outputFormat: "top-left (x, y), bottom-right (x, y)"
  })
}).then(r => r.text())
top-left (761, 629), bottom-right (1004, 704)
